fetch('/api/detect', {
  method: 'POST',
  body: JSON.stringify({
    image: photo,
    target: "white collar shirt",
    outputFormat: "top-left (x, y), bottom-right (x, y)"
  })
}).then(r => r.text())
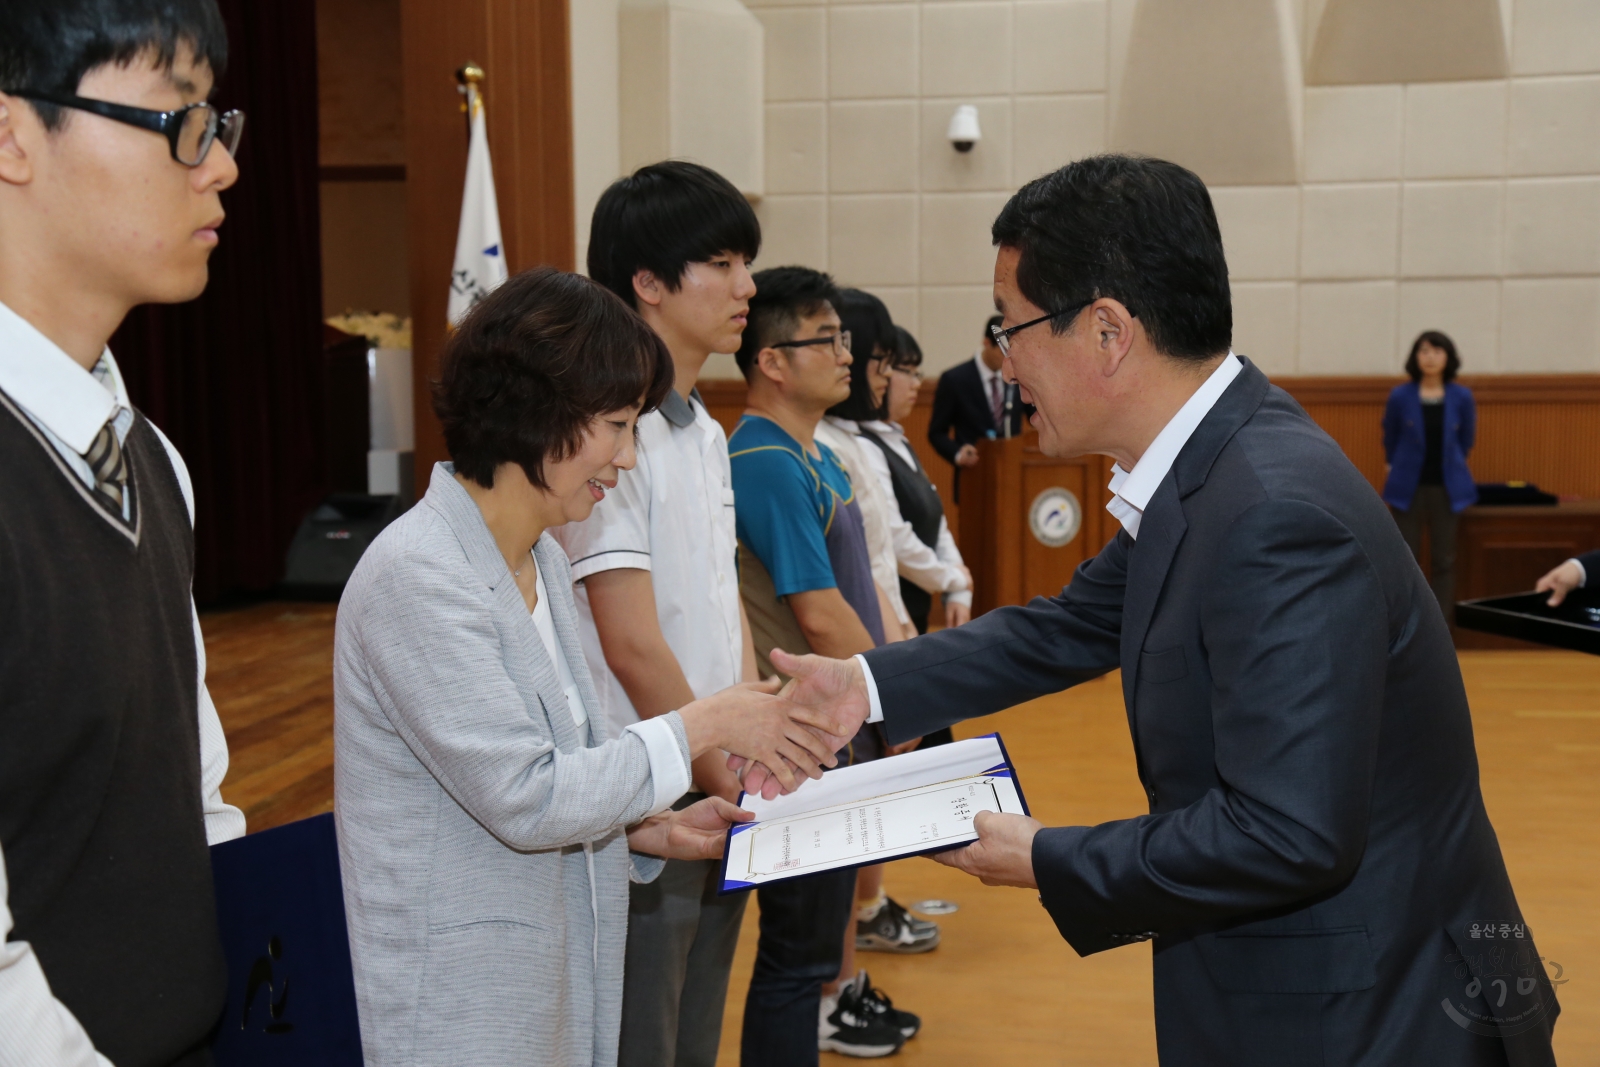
top-left (553, 388), bottom-right (744, 736)
top-left (1106, 352), bottom-right (1242, 540)
top-left (974, 351), bottom-right (1004, 393)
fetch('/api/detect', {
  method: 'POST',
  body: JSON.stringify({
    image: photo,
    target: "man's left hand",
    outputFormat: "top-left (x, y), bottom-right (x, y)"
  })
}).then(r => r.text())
top-left (931, 811), bottom-right (1043, 889)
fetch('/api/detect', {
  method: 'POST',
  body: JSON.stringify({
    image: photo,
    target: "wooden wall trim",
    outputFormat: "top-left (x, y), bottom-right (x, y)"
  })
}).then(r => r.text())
top-left (402, 0), bottom-right (575, 497)
top-left (1278, 373), bottom-right (1600, 404)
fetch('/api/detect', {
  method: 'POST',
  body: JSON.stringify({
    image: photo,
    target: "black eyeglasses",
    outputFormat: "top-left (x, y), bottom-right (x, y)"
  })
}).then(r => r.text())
top-left (771, 330), bottom-right (851, 357)
top-left (5, 89), bottom-right (245, 167)
top-left (989, 302), bottom-right (1092, 357)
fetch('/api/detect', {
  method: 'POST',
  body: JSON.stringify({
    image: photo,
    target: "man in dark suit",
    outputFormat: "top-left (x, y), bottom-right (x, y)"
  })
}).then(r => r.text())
top-left (927, 315), bottom-right (1024, 499)
top-left (742, 155), bottom-right (1558, 1066)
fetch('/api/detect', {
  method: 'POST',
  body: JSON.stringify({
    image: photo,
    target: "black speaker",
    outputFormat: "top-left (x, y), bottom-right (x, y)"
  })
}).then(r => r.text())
top-left (281, 493), bottom-right (406, 597)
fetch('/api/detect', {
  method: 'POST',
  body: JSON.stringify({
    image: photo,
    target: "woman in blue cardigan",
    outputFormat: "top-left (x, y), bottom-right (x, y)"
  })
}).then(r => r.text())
top-left (1382, 330), bottom-right (1478, 621)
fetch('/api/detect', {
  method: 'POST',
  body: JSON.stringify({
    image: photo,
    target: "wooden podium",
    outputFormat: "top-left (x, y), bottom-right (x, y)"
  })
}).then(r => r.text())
top-left (959, 432), bottom-right (1119, 615)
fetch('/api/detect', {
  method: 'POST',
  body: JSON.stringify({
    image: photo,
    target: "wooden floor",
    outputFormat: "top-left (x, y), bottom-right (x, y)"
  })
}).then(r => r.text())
top-left (203, 603), bottom-right (1600, 1064)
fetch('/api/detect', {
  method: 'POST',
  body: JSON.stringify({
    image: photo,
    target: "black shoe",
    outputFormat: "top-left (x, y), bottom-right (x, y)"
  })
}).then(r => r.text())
top-left (819, 984), bottom-right (906, 1058)
top-left (856, 896), bottom-right (940, 953)
top-left (844, 969), bottom-right (921, 1040)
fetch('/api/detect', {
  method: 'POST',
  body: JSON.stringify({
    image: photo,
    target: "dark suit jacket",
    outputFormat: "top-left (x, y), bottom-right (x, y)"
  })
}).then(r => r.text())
top-left (1577, 549), bottom-right (1600, 584)
top-left (865, 359), bottom-right (1556, 1067)
top-left (928, 359), bottom-right (1024, 499)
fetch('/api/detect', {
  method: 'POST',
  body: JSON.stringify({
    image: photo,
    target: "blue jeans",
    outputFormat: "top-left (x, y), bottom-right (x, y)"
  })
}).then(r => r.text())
top-left (739, 867), bottom-right (857, 1067)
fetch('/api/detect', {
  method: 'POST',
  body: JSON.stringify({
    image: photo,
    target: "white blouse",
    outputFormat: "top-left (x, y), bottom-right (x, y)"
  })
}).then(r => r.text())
top-left (530, 562), bottom-right (589, 729)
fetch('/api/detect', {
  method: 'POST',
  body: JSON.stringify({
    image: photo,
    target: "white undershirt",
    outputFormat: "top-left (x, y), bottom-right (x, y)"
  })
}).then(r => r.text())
top-left (530, 564), bottom-right (588, 728)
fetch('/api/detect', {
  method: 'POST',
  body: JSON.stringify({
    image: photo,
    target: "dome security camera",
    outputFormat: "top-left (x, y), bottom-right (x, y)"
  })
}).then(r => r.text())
top-left (947, 105), bottom-right (981, 153)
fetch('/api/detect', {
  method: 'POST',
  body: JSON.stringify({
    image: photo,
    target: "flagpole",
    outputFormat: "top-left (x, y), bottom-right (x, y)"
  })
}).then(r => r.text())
top-left (447, 62), bottom-right (507, 329)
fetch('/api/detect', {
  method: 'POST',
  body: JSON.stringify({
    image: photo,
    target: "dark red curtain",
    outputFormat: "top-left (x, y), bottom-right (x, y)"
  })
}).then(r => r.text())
top-left (112, 0), bottom-right (327, 604)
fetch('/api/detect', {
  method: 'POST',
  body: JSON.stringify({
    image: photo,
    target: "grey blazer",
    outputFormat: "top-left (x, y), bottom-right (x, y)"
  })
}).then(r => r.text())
top-left (333, 464), bottom-right (687, 1067)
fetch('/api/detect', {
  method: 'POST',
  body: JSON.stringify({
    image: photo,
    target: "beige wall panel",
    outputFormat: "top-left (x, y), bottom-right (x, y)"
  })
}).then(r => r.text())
top-left (1400, 181), bottom-right (1504, 278)
top-left (918, 286), bottom-right (999, 374)
top-left (571, 0), bottom-right (621, 268)
top-left (1300, 183), bottom-right (1400, 279)
top-left (1508, 76), bottom-right (1600, 177)
top-left (1014, 1), bottom-right (1108, 94)
top-left (830, 5), bottom-right (919, 99)
top-left (1013, 95), bottom-right (1107, 183)
top-left (921, 3), bottom-right (1013, 98)
top-left (1511, 0), bottom-right (1600, 76)
top-left (1504, 178), bottom-right (1600, 276)
top-left (1303, 85), bottom-right (1403, 182)
top-left (758, 7), bottom-right (826, 102)
top-left (619, 0), bottom-right (765, 195)
top-left (1500, 278), bottom-right (1600, 371)
top-left (765, 102), bottom-right (828, 195)
top-left (1229, 282), bottom-right (1299, 374)
top-left (920, 193), bottom-right (1012, 285)
top-left (863, 285), bottom-right (921, 339)
top-left (831, 195), bottom-right (919, 285)
top-left (829, 101), bottom-right (919, 193)
top-left (1298, 280), bottom-right (1399, 373)
top-left (1111, 0), bottom-right (1300, 186)
top-left (921, 99), bottom-right (1013, 192)
top-left (742, 0), bottom-right (821, 6)
top-left (1403, 81), bottom-right (1507, 180)
top-left (1399, 280), bottom-right (1503, 372)
top-left (755, 195), bottom-right (828, 271)
top-left (1307, 0), bottom-right (1506, 84)
top-left (1210, 186), bottom-right (1301, 280)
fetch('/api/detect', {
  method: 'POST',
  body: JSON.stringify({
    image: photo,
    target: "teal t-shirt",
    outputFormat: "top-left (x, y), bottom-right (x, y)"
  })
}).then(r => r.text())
top-left (728, 415), bottom-right (885, 645)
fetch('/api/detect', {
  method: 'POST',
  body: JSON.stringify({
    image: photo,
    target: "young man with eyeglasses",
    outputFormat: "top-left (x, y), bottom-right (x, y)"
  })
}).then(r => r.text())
top-left (554, 160), bottom-right (762, 1067)
top-left (729, 267), bottom-right (915, 1062)
top-left (0, 3), bottom-right (245, 1065)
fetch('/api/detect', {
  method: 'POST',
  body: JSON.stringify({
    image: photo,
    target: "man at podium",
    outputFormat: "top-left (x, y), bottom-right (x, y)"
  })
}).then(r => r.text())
top-left (741, 155), bottom-right (1558, 1066)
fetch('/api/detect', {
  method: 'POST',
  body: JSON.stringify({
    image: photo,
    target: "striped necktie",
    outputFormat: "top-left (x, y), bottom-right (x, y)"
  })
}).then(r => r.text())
top-left (85, 418), bottom-right (129, 511)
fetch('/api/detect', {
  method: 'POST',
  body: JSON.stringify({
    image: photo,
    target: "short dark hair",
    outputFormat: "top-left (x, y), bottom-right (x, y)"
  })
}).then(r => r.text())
top-left (735, 266), bottom-right (838, 379)
top-left (0, 0), bottom-right (228, 131)
top-left (984, 315), bottom-right (1003, 340)
top-left (894, 325), bottom-right (923, 368)
top-left (1405, 330), bottom-right (1461, 384)
top-left (829, 289), bottom-right (896, 422)
top-left (433, 268), bottom-right (673, 489)
top-left (991, 154), bottom-right (1232, 362)
top-left (586, 160), bottom-right (761, 310)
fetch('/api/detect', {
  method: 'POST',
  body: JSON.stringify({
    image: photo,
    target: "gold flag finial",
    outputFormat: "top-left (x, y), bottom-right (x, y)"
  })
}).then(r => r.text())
top-left (455, 63), bottom-right (486, 118)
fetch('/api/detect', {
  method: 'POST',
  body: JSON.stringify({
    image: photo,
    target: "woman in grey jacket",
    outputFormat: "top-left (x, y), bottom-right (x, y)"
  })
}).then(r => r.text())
top-left (333, 268), bottom-right (837, 1067)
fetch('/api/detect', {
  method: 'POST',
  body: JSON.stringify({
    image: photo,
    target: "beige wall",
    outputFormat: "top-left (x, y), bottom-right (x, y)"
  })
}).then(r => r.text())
top-left (732, 0), bottom-right (1600, 377)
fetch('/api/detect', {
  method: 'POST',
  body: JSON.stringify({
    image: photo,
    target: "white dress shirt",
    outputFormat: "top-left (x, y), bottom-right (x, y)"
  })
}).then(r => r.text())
top-left (553, 390), bottom-right (745, 739)
top-left (815, 416), bottom-right (913, 627)
top-left (860, 351), bottom-right (1244, 723)
top-left (858, 419), bottom-right (971, 607)
top-left (0, 299), bottom-right (244, 1067)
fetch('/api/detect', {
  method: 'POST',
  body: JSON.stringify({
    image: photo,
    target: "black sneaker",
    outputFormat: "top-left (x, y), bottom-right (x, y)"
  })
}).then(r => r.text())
top-left (847, 970), bottom-right (921, 1040)
top-left (819, 985), bottom-right (905, 1057)
top-left (856, 896), bottom-right (940, 953)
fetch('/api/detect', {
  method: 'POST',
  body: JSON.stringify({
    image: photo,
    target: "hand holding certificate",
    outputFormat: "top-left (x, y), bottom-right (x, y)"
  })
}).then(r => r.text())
top-left (720, 734), bottom-right (1031, 892)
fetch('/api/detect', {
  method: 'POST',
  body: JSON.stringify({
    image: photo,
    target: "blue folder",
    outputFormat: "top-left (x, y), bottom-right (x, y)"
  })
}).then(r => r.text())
top-left (209, 812), bottom-right (364, 1066)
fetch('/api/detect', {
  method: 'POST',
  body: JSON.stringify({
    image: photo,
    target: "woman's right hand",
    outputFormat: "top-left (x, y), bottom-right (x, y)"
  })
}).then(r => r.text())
top-left (626, 796), bottom-right (753, 860)
top-left (1536, 559), bottom-right (1585, 607)
top-left (678, 679), bottom-right (840, 794)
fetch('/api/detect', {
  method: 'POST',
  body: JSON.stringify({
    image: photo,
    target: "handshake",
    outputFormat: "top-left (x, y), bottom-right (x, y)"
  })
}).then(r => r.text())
top-left (677, 649), bottom-right (872, 801)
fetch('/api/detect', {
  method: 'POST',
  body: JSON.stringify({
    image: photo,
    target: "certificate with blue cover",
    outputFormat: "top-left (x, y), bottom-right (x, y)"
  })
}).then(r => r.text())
top-left (209, 812), bottom-right (364, 1066)
top-left (719, 733), bottom-right (1029, 893)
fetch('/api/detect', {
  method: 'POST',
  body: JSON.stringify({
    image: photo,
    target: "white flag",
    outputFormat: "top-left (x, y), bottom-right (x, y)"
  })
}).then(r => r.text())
top-left (447, 86), bottom-right (507, 327)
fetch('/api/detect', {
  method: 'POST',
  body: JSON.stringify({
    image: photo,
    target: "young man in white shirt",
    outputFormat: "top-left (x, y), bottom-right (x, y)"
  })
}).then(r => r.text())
top-left (554, 161), bottom-right (761, 1067)
top-left (0, 3), bottom-right (246, 1065)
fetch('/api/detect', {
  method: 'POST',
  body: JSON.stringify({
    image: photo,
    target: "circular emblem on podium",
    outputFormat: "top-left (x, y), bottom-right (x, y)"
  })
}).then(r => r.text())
top-left (1028, 487), bottom-right (1082, 548)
